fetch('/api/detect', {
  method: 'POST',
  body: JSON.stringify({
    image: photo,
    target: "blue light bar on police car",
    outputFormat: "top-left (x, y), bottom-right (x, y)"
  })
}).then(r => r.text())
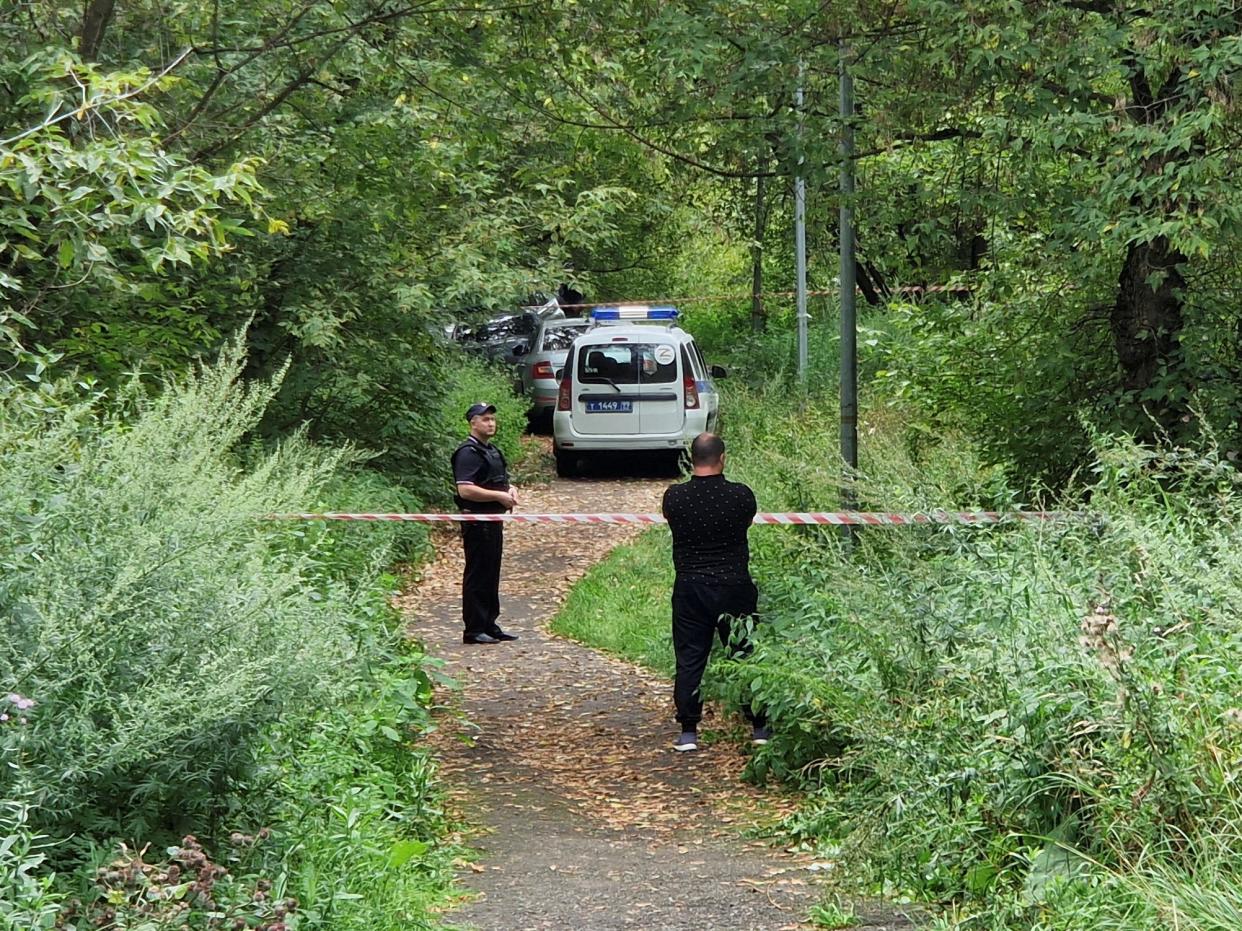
top-left (590, 305), bottom-right (679, 321)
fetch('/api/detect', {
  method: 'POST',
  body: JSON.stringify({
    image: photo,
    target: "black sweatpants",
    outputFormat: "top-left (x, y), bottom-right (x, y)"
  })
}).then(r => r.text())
top-left (671, 578), bottom-right (765, 730)
top-left (461, 521), bottom-right (503, 636)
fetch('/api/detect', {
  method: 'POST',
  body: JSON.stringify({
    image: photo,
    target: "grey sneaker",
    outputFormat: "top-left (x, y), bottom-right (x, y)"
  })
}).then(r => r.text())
top-left (751, 725), bottom-right (771, 746)
top-left (673, 731), bottom-right (698, 752)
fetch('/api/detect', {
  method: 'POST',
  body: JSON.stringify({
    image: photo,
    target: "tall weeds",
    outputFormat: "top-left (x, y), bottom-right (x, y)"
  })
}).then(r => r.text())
top-left (0, 344), bottom-right (378, 837)
top-left (714, 385), bottom-right (1242, 926)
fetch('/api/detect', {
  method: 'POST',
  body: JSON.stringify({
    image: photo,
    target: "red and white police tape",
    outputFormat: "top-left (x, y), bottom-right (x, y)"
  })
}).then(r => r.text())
top-left (265, 510), bottom-right (1069, 526)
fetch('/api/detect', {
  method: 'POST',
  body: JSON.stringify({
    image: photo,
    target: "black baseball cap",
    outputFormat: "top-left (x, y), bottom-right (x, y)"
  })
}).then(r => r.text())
top-left (465, 402), bottom-right (497, 421)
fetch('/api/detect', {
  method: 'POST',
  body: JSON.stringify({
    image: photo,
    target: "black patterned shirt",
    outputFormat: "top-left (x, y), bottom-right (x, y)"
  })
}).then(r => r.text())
top-left (662, 474), bottom-right (757, 585)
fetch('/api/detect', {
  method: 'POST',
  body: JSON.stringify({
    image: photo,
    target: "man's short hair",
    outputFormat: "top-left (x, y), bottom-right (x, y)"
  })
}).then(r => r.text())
top-left (690, 433), bottom-right (725, 466)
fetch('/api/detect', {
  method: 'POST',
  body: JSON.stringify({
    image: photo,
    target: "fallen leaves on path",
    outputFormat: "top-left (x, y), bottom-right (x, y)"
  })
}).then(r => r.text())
top-left (396, 454), bottom-right (828, 927)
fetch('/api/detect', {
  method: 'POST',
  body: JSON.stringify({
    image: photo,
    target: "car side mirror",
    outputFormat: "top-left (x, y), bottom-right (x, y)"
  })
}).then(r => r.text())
top-left (710, 364), bottom-right (727, 378)
top-left (554, 368), bottom-right (564, 381)
top-left (512, 342), bottom-right (529, 356)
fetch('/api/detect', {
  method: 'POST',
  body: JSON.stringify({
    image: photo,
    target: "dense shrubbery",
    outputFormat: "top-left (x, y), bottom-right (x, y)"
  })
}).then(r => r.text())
top-left (1, 347), bottom-right (363, 835)
top-left (434, 354), bottom-right (528, 469)
top-left (0, 343), bottom-right (481, 927)
top-left (720, 388), bottom-right (1242, 927)
top-left (553, 368), bottom-right (1242, 928)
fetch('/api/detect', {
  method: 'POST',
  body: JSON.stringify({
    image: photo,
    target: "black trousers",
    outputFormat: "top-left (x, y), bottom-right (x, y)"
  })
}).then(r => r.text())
top-left (461, 521), bottom-right (503, 636)
top-left (671, 578), bottom-right (765, 730)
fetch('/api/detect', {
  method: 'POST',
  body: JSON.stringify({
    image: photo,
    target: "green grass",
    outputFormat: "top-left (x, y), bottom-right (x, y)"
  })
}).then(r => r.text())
top-left (811, 898), bottom-right (859, 929)
top-left (265, 649), bottom-right (463, 931)
top-left (549, 532), bottom-right (675, 675)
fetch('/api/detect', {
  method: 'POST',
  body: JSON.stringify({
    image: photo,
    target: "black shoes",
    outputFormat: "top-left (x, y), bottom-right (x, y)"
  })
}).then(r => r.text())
top-left (462, 630), bottom-right (519, 644)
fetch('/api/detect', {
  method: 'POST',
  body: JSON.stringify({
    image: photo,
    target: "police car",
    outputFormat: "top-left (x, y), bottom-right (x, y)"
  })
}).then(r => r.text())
top-left (551, 306), bottom-right (725, 476)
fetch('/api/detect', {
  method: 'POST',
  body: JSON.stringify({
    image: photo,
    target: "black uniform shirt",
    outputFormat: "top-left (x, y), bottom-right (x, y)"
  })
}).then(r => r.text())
top-left (662, 474), bottom-right (757, 585)
top-left (452, 437), bottom-right (510, 513)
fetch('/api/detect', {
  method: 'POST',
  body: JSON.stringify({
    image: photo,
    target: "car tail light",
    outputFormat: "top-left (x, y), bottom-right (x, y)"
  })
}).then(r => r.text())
top-left (533, 360), bottom-right (555, 380)
top-left (683, 374), bottom-right (699, 409)
top-left (557, 375), bottom-right (572, 411)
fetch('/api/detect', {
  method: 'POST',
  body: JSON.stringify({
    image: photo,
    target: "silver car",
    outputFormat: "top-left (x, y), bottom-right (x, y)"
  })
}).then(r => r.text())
top-left (515, 317), bottom-right (592, 426)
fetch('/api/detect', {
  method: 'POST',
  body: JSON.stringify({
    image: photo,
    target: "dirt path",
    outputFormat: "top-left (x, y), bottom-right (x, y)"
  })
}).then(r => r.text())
top-left (399, 464), bottom-right (917, 931)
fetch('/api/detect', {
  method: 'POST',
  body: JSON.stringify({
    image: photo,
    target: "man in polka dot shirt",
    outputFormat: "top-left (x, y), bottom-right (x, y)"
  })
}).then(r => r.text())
top-left (661, 432), bottom-right (769, 752)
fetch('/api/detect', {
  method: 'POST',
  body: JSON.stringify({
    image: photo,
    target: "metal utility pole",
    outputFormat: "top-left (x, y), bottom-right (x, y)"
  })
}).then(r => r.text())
top-left (795, 63), bottom-right (808, 381)
top-left (839, 40), bottom-right (858, 509)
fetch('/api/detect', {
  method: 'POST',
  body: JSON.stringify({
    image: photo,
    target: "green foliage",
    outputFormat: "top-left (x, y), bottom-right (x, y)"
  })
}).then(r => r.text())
top-left (1, 344), bottom-right (458, 926)
top-left (3, 1), bottom-right (695, 491)
top-left (538, 0), bottom-right (1242, 481)
top-left (0, 49), bottom-right (264, 374)
top-left (303, 469), bottom-right (430, 564)
top-left (739, 432), bottom-right (1242, 924)
top-left (550, 383), bottom-right (1242, 927)
top-left (258, 646), bottom-right (459, 930)
top-left (0, 344), bottom-right (384, 837)
top-left (7, 0), bottom-right (1242, 489)
top-left (16, 631), bottom-right (459, 930)
top-left (870, 291), bottom-right (1107, 486)
top-left (434, 355), bottom-right (528, 472)
top-left (57, 833), bottom-right (299, 931)
top-left (811, 898), bottom-right (858, 930)
top-left (0, 799), bottom-right (63, 931)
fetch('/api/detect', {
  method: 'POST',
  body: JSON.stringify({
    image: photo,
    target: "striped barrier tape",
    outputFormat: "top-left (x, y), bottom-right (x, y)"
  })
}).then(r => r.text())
top-left (266, 511), bottom-right (1069, 526)
top-left (519, 285), bottom-right (969, 310)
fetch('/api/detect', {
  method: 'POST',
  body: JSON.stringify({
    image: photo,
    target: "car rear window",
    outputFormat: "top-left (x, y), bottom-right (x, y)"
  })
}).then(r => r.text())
top-left (541, 325), bottom-right (589, 351)
top-left (577, 343), bottom-right (678, 385)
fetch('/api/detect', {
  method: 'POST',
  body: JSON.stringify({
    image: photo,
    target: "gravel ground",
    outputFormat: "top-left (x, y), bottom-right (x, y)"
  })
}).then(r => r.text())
top-left (399, 452), bottom-right (920, 931)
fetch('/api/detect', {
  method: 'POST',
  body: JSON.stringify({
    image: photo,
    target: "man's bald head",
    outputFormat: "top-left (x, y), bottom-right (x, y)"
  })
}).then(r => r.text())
top-left (690, 433), bottom-right (725, 471)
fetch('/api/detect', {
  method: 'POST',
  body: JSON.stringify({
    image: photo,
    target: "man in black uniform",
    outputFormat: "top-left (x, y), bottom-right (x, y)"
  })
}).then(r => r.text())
top-left (661, 432), bottom-right (768, 751)
top-left (452, 402), bottom-right (520, 644)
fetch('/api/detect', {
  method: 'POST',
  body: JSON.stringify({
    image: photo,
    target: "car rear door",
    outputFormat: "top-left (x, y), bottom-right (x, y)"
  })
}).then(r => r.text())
top-left (573, 340), bottom-right (642, 434)
top-left (636, 338), bottom-right (684, 436)
top-left (571, 335), bottom-right (685, 436)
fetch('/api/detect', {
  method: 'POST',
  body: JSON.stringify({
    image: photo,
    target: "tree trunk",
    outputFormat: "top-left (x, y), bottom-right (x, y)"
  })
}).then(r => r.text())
top-left (80, 0), bottom-right (117, 61)
top-left (1109, 234), bottom-right (1186, 398)
top-left (750, 151), bottom-right (768, 333)
top-left (855, 259), bottom-right (886, 306)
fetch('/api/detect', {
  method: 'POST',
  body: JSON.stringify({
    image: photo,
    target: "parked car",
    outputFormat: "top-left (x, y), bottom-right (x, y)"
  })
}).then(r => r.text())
top-left (551, 306), bottom-right (725, 476)
top-left (515, 316), bottom-right (592, 427)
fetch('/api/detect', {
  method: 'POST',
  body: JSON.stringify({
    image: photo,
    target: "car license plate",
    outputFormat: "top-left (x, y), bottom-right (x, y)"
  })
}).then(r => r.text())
top-left (585, 399), bottom-right (633, 413)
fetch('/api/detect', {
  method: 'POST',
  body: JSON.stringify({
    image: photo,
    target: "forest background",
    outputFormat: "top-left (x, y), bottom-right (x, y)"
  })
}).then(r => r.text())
top-left (3, 1), bottom-right (1242, 929)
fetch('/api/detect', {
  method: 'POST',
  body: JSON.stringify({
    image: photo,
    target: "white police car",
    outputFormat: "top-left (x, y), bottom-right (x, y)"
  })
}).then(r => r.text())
top-left (551, 306), bottom-right (724, 476)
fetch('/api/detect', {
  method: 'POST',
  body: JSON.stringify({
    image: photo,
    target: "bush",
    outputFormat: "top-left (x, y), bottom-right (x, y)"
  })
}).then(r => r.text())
top-left (550, 378), bottom-right (1242, 926)
top-left (433, 352), bottom-right (527, 468)
top-left (291, 468), bottom-right (431, 570)
top-left (0, 345), bottom-right (394, 839)
top-left (265, 639), bottom-right (458, 930)
top-left (41, 632), bottom-right (457, 931)
top-left (54, 833), bottom-right (298, 931)
top-left (0, 798), bottom-right (63, 931)
top-left (734, 430), bottom-right (1242, 922)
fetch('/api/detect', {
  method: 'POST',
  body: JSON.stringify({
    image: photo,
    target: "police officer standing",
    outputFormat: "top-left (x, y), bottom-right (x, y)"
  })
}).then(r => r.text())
top-left (453, 402), bottom-right (520, 644)
top-left (661, 432), bottom-right (768, 751)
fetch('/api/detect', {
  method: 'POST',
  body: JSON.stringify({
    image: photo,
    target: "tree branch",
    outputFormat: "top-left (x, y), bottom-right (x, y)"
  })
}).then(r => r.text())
top-left (192, 33), bottom-right (355, 159)
top-left (0, 47), bottom-right (192, 147)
